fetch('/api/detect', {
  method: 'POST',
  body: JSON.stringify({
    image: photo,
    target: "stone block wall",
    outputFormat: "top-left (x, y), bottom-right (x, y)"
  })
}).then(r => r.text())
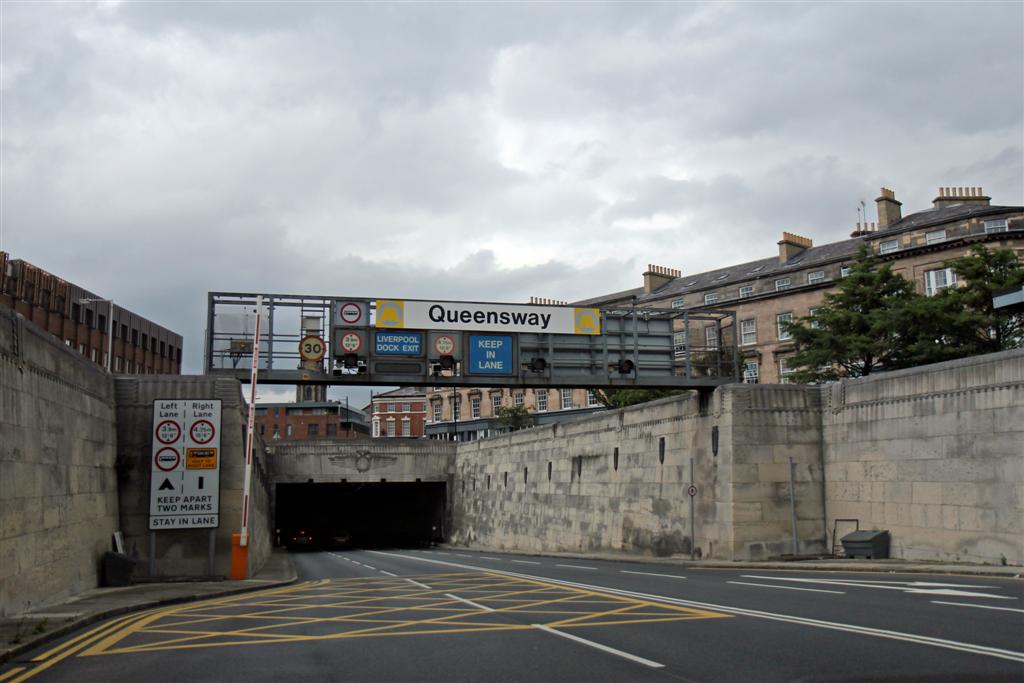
top-left (823, 349), bottom-right (1024, 565)
top-left (0, 307), bottom-right (119, 616)
top-left (450, 388), bottom-right (824, 560)
top-left (114, 376), bottom-right (272, 578)
top-left (268, 438), bottom-right (455, 484)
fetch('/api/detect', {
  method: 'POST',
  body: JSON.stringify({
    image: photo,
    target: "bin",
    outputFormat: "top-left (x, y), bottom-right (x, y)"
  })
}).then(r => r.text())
top-left (840, 530), bottom-right (890, 559)
top-left (102, 551), bottom-right (136, 586)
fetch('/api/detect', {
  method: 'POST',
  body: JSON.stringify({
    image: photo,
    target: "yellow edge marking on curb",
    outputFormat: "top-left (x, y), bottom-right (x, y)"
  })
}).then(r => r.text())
top-left (0, 668), bottom-right (26, 683)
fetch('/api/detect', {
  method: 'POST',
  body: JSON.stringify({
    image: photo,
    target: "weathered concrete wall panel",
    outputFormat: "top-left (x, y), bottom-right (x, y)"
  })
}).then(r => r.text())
top-left (268, 439), bottom-right (454, 484)
top-left (114, 376), bottom-right (272, 578)
top-left (823, 349), bottom-right (1024, 565)
top-left (0, 308), bottom-right (118, 616)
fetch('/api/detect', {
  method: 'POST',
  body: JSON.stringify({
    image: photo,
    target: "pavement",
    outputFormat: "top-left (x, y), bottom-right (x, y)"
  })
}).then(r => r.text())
top-left (0, 548), bottom-right (298, 666)
top-left (1, 545), bottom-right (1018, 667)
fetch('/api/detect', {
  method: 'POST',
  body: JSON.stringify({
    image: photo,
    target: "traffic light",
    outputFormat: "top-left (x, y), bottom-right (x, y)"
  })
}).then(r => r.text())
top-left (617, 359), bottom-right (635, 375)
top-left (528, 357), bottom-right (547, 373)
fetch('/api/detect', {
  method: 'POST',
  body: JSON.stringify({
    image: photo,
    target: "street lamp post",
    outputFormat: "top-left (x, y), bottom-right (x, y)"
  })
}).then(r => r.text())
top-left (80, 298), bottom-right (114, 373)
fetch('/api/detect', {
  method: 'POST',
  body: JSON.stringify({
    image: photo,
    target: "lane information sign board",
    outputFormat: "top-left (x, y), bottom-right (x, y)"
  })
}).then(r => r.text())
top-left (374, 331), bottom-right (423, 356)
top-left (149, 399), bottom-right (222, 530)
top-left (467, 335), bottom-right (514, 375)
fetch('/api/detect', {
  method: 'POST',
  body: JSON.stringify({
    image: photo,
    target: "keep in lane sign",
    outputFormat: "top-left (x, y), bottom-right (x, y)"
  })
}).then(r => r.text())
top-left (467, 335), bottom-right (514, 375)
top-left (149, 399), bottom-right (222, 530)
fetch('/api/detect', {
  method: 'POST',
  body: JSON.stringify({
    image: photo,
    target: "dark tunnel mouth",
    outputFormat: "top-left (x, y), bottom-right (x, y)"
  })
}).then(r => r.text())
top-left (274, 481), bottom-right (447, 550)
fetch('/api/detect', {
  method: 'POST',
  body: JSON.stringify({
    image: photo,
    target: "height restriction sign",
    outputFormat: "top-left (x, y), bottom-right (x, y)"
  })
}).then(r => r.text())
top-left (149, 399), bottom-right (222, 530)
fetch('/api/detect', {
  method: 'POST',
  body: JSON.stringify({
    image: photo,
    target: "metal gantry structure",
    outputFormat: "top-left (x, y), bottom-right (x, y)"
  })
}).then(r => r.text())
top-left (204, 292), bottom-right (739, 389)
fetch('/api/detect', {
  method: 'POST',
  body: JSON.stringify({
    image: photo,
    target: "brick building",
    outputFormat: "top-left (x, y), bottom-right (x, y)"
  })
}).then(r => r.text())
top-left (254, 401), bottom-right (369, 441)
top-left (370, 387), bottom-right (427, 438)
top-left (582, 185), bottom-right (1023, 384)
top-left (0, 252), bottom-right (183, 374)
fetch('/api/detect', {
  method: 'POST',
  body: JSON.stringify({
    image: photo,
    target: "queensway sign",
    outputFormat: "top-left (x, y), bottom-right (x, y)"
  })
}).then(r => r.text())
top-left (375, 299), bottom-right (601, 335)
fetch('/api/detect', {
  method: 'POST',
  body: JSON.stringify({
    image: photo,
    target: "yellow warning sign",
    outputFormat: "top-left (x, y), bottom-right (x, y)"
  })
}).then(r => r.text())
top-left (573, 308), bottom-right (601, 335)
top-left (186, 448), bottom-right (218, 470)
top-left (375, 300), bottom-right (405, 329)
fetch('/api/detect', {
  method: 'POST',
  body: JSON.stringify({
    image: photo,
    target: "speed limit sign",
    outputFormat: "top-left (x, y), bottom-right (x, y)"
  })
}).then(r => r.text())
top-left (299, 335), bottom-right (326, 361)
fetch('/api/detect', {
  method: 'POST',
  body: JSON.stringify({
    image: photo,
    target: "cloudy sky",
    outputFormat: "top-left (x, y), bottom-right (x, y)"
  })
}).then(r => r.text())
top-left (2, 1), bottom-right (1021, 405)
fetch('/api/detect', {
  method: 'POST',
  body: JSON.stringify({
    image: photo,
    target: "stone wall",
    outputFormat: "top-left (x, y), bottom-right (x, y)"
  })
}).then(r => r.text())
top-left (0, 307), bottom-right (119, 616)
top-left (450, 388), bottom-right (825, 560)
top-left (823, 349), bottom-right (1023, 565)
top-left (267, 438), bottom-right (455, 484)
top-left (114, 376), bottom-right (272, 578)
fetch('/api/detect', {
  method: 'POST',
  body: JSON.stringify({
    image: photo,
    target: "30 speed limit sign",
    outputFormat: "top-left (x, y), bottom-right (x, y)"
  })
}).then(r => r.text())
top-left (299, 335), bottom-right (325, 361)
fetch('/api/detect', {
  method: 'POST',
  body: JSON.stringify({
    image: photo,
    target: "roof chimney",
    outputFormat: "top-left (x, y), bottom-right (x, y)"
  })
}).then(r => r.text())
top-left (528, 296), bottom-right (568, 306)
top-left (777, 232), bottom-right (812, 263)
top-left (849, 222), bottom-right (878, 238)
top-left (875, 187), bottom-right (902, 227)
top-left (643, 264), bottom-right (681, 294)
top-left (932, 186), bottom-right (990, 209)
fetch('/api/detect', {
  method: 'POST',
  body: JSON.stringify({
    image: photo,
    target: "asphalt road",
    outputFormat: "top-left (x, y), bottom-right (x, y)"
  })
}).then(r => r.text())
top-left (3, 548), bottom-right (1022, 682)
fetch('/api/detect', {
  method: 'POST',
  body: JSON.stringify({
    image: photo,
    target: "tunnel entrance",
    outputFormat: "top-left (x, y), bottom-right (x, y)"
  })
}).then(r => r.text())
top-left (275, 481), bottom-right (447, 550)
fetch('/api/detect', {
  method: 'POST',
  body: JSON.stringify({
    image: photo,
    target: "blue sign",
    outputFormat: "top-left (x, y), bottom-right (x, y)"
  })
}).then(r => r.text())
top-left (467, 335), bottom-right (514, 375)
top-left (374, 331), bottom-right (423, 356)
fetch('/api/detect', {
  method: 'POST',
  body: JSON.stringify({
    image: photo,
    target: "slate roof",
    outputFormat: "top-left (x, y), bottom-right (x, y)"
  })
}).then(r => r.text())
top-left (869, 203), bottom-right (1022, 237)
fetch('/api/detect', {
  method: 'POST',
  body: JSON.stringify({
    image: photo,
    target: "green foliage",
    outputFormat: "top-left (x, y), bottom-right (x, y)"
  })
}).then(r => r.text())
top-left (784, 243), bottom-right (1024, 383)
top-left (494, 404), bottom-right (534, 431)
top-left (594, 388), bottom-right (691, 408)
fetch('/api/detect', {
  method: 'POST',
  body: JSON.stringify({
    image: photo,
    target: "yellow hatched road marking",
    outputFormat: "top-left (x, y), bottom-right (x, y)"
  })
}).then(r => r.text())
top-left (0, 668), bottom-right (26, 683)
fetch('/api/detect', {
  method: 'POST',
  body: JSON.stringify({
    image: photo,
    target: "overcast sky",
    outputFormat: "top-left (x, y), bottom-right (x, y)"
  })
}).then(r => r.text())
top-left (2, 1), bottom-right (1021, 405)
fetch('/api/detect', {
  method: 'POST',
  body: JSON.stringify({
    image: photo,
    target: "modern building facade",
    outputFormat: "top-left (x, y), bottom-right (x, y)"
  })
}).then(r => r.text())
top-left (371, 387), bottom-right (428, 438)
top-left (579, 185), bottom-right (1023, 384)
top-left (254, 401), bottom-right (369, 441)
top-left (0, 251), bottom-right (183, 375)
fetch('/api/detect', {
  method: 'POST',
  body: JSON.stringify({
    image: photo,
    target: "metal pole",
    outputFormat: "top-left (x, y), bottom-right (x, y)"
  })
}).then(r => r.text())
top-left (149, 531), bottom-right (156, 577)
top-left (208, 528), bottom-right (216, 576)
top-left (239, 295), bottom-right (263, 547)
top-left (788, 456), bottom-right (798, 556)
top-left (452, 386), bottom-right (458, 441)
top-left (689, 457), bottom-right (695, 561)
top-left (106, 300), bottom-right (114, 372)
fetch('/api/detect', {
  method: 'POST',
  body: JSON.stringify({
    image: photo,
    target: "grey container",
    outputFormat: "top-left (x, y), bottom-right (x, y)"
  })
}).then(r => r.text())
top-left (840, 530), bottom-right (890, 559)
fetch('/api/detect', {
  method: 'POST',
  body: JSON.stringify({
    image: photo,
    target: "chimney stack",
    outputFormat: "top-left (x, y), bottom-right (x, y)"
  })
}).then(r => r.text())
top-left (849, 222), bottom-right (877, 238)
top-left (777, 232), bottom-right (813, 263)
top-left (528, 296), bottom-right (568, 306)
top-left (932, 185), bottom-right (990, 209)
top-left (875, 187), bottom-right (902, 227)
top-left (643, 264), bottom-right (681, 294)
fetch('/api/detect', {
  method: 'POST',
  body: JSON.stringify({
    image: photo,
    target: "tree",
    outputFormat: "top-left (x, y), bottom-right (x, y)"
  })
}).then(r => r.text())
top-left (937, 245), bottom-right (1024, 353)
top-left (783, 245), bottom-right (934, 382)
top-left (495, 405), bottom-right (535, 431)
top-left (594, 388), bottom-right (690, 409)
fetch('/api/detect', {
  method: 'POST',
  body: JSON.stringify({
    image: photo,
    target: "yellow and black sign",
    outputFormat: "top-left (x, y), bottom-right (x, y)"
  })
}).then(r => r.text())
top-left (186, 448), bottom-right (217, 470)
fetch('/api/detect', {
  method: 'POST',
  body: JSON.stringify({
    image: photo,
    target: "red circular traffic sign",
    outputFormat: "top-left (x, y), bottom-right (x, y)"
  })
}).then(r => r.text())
top-left (154, 447), bottom-right (181, 472)
top-left (190, 419), bottom-right (216, 444)
top-left (340, 332), bottom-right (362, 353)
top-left (339, 302), bottom-right (363, 325)
top-left (155, 420), bottom-right (180, 444)
top-left (434, 335), bottom-right (455, 355)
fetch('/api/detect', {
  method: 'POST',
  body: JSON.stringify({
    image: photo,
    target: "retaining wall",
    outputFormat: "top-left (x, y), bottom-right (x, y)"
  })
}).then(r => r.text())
top-left (0, 307), bottom-right (119, 616)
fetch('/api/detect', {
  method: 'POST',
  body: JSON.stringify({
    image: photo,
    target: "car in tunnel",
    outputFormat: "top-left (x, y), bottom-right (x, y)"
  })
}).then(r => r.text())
top-left (284, 529), bottom-right (316, 550)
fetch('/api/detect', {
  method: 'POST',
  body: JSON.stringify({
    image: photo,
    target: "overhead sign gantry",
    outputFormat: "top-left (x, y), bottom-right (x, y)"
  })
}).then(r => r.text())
top-left (204, 292), bottom-right (738, 389)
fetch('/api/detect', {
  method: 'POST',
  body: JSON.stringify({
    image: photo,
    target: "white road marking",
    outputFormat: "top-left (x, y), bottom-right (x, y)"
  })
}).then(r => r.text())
top-left (741, 575), bottom-right (1014, 600)
top-left (362, 564), bottom-right (376, 570)
top-left (446, 593), bottom-right (494, 612)
top-left (379, 570), bottom-right (397, 577)
top-left (369, 551), bottom-right (1024, 664)
top-left (728, 580), bottom-right (845, 595)
top-left (455, 553), bottom-right (472, 557)
top-left (351, 561), bottom-right (364, 567)
top-left (932, 601), bottom-right (1024, 614)
top-left (512, 560), bottom-right (541, 565)
top-left (534, 624), bottom-right (664, 668)
top-left (405, 578), bottom-right (431, 590)
top-left (621, 570), bottom-right (687, 580)
top-left (480, 556), bottom-right (502, 561)
top-left (557, 564), bottom-right (597, 570)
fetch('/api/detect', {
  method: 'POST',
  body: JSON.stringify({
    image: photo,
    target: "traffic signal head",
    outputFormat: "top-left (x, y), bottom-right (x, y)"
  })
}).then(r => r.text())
top-left (343, 353), bottom-right (359, 369)
top-left (617, 359), bottom-right (635, 375)
top-left (529, 357), bottom-right (547, 373)
top-left (439, 355), bottom-right (455, 371)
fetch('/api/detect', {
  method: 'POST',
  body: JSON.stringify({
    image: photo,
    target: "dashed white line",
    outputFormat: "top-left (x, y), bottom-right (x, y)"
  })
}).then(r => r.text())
top-left (932, 601), bottom-right (1024, 614)
top-left (728, 581), bottom-right (845, 595)
top-left (621, 570), bottom-right (687, 580)
top-left (351, 561), bottom-right (364, 567)
top-left (533, 624), bottom-right (664, 668)
top-left (480, 556), bottom-right (502, 561)
top-left (446, 593), bottom-right (494, 612)
top-left (379, 570), bottom-right (397, 577)
top-left (405, 579), bottom-right (432, 590)
top-left (557, 564), bottom-right (596, 571)
top-left (362, 564), bottom-right (376, 570)
top-left (512, 560), bottom-right (541, 565)
top-left (455, 554), bottom-right (472, 558)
